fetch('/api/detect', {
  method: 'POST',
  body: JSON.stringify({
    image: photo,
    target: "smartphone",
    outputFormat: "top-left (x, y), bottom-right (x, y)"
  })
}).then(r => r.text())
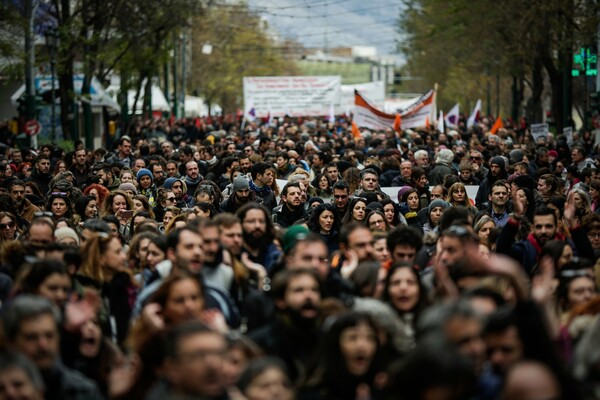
top-left (120, 210), bottom-right (133, 219)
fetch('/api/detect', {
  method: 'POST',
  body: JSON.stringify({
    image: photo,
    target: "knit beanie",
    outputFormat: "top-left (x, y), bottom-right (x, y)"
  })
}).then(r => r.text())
top-left (282, 225), bottom-right (310, 253)
top-left (163, 177), bottom-right (179, 190)
top-left (54, 227), bottom-right (80, 246)
top-left (136, 168), bottom-right (153, 184)
top-left (429, 199), bottom-right (450, 213)
top-left (118, 183), bottom-right (137, 195)
top-left (490, 156), bottom-right (506, 169)
top-left (233, 175), bottom-right (250, 192)
top-left (397, 186), bottom-right (413, 201)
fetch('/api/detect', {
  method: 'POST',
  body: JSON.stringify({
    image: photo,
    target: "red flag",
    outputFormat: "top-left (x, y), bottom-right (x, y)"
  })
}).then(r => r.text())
top-left (490, 116), bottom-right (503, 134)
top-left (351, 121), bottom-right (361, 138)
top-left (393, 114), bottom-right (402, 132)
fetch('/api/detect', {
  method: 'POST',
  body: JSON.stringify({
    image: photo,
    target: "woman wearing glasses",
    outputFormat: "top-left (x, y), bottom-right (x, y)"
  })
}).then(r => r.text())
top-left (0, 212), bottom-right (21, 249)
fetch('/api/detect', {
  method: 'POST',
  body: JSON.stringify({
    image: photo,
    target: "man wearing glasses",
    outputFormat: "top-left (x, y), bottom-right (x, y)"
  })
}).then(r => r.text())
top-left (469, 150), bottom-right (488, 181)
top-left (332, 180), bottom-right (351, 218)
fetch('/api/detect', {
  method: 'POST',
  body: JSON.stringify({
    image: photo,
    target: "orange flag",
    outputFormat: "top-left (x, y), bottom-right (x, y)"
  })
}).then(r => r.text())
top-left (351, 121), bottom-right (361, 138)
top-left (490, 116), bottom-right (503, 134)
top-left (393, 114), bottom-right (402, 132)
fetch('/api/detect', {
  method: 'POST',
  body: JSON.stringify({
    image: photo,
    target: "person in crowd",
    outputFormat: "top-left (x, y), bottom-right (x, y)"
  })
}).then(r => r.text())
top-left (249, 162), bottom-right (277, 210)
top-left (475, 156), bottom-right (508, 209)
top-left (366, 209), bottom-right (391, 233)
top-left (2, 295), bottom-right (102, 399)
top-left (447, 182), bottom-right (478, 214)
top-left (272, 182), bottom-right (307, 228)
top-left (341, 196), bottom-right (369, 225)
top-left (307, 203), bottom-right (340, 254)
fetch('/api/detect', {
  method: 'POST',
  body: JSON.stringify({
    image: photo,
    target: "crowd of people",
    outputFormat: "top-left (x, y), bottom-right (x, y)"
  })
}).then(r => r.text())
top-left (0, 113), bottom-right (599, 400)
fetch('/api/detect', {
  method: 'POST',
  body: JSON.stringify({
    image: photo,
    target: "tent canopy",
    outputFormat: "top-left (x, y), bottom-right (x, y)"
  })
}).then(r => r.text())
top-left (11, 75), bottom-right (121, 112)
top-left (106, 78), bottom-right (170, 114)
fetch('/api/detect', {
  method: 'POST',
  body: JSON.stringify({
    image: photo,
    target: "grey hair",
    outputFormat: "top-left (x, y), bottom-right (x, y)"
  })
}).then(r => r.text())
top-left (436, 149), bottom-right (454, 165)
top-left (2, 295), bottom-right (61, 341)
top-left (414, 150), bottom-right (428, 161)
top-left (0, 351), bottom-right (45, 391)
top-left (416, 299), bottom-right (479, 340)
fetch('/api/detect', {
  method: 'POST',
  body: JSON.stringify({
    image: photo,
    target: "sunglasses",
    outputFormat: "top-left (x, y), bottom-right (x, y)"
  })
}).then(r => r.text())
top-left (51, 192), bottom-right (68, 196)
top-left (470, 156), bottom-right (482, 160)
top-left (167, 197), bottom-right (176, 201)
top-left (0, 221), bottom-right (15, 230)
top-left (334, 194), bottom-right (348, 199)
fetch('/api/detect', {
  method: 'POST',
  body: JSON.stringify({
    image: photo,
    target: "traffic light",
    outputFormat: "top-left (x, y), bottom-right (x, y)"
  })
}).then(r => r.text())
top-left (16, 97), bottom-right (26, 116)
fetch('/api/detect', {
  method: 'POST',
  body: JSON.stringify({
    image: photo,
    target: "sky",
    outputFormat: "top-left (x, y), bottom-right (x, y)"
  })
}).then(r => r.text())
top-left (246, 0), bottom-right (404, 63)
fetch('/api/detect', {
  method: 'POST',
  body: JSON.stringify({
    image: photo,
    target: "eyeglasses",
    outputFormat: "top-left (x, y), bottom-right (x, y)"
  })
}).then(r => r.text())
top-left (560, 269), bottom-right (593, 279)
top-left (0, 221), bottom-right (15, 230)
top-left (442, 225), bottom-right (474, 239)
top-left (33, 211), bottom-right (54, 218)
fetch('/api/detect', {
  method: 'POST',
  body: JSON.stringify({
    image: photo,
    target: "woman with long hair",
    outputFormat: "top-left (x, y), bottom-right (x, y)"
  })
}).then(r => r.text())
top-left (381, 198), bottom-right (402, 227)
top-left (342, 197), bottom-right (369, 225)
top-left (53, 160), bottom-right (68, 176)
top-left (101, 190), bottom-right (134, 238)
top-left (381, 262), bottom-right (428, 350)
top-left (399, 188), bottom-right (423, 232)
top-left (312, 173), bottom-right (333, 203)
top-left (73, 195), bottom-right (98, 229)
top-left (568, 188), bottom-right (592, 226)
top-left (474, 215), bottom-right (496, 248)
top-left (76, 233), bottom-right (135, 347)
top-left (447, 182), bottom-right (478, 214)
top-left (132, 194), bottom-right (155, 220)
top-left (307, 203), bottom-right (340, 254)
top-left (299, 312), bottom-right (387, 400)
top-left (0, 212), bottom-right (21, 248)
top-left (83, 183), bottom-right (110, 210)
top-left (589, 180), bottom-right (600, 214)
top-left (538, 174), bottom-right (560, 203)
top-left (366, 209), bottom-right (391, 233)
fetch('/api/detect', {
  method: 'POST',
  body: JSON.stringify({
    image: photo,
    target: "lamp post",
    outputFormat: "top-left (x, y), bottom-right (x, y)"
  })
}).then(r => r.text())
top-left (45, 28), bottom-right (58, 144)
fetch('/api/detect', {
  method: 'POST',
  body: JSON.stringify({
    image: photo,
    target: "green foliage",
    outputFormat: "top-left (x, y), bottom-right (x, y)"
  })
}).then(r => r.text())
top-left (190, 3), bottom-right (297, 113)
top-left (398, 0), bottom-right (600, 126)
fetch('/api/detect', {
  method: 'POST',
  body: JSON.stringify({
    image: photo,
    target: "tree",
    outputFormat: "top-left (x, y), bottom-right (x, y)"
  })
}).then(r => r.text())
top-left (189, 3), bottom-right (297, 114)
top-left (398, 0), bottom-right (600, 131)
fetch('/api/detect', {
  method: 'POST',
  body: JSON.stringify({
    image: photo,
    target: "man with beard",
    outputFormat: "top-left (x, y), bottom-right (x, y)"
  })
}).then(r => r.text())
top-left (475, 156), bottom-right (508, 210)
top-left (239, 154), bottom-right (252, 175)
top-left (157, 322), bottom-right (229, 399)
top-left (27, 155), bottom-right (52, 195)
top-left (197, 219), bottom-right (234, 292)
top-left (249, 268), bottom-right (322, 383)
top-left (237, 203), bottom-right (281, 274)
top-left (272, 182), bottom-right (307, 228)
top-left (2, 295), bottom-right (101, 400)
top-left (220, 175), bottom-right (254, 214)
top-left (69, 149), bottom-right (90, 188)
top-left (338, 222), bottom-right (375, 264)
top-left (94, 163), bottom-right (120, 191)
top-left (184, 160), bottom-right (203, 197)
top-left (497, 194), bottom-right (594, 276)
top-left (10, 180), bottom-right (40, 222)
top-left (249, 162), bottom-right (276, 210)
top-left (149, 162), bottom-right (166, 187)
top-left (133, 226), bottom-right (239, 327)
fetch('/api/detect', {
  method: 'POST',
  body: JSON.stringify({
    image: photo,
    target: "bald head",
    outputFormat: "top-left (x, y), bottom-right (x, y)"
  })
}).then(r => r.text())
top-left (502, 361), bottom-right (560, 400)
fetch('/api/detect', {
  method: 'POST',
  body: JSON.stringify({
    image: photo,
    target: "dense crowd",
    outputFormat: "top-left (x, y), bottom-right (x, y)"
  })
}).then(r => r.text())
top-left (0, 114), bottom-right (599, 400)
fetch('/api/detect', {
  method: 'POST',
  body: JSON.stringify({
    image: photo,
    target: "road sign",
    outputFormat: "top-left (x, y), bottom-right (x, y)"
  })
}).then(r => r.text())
top-left (24, 119), bottom-right (41, 136)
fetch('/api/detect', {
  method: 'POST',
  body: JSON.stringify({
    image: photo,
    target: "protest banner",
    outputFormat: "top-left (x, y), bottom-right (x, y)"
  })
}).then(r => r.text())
top-left (340, 81), bottom-right (385, 113)
top-left (530, 123), bottom-right (549, 142)
top-left (243, 76), bottom-right (341, 117)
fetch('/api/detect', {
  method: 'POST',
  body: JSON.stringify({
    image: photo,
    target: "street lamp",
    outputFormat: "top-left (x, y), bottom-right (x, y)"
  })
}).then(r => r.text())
top-left (45, 27), bottom-right (58, 144)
